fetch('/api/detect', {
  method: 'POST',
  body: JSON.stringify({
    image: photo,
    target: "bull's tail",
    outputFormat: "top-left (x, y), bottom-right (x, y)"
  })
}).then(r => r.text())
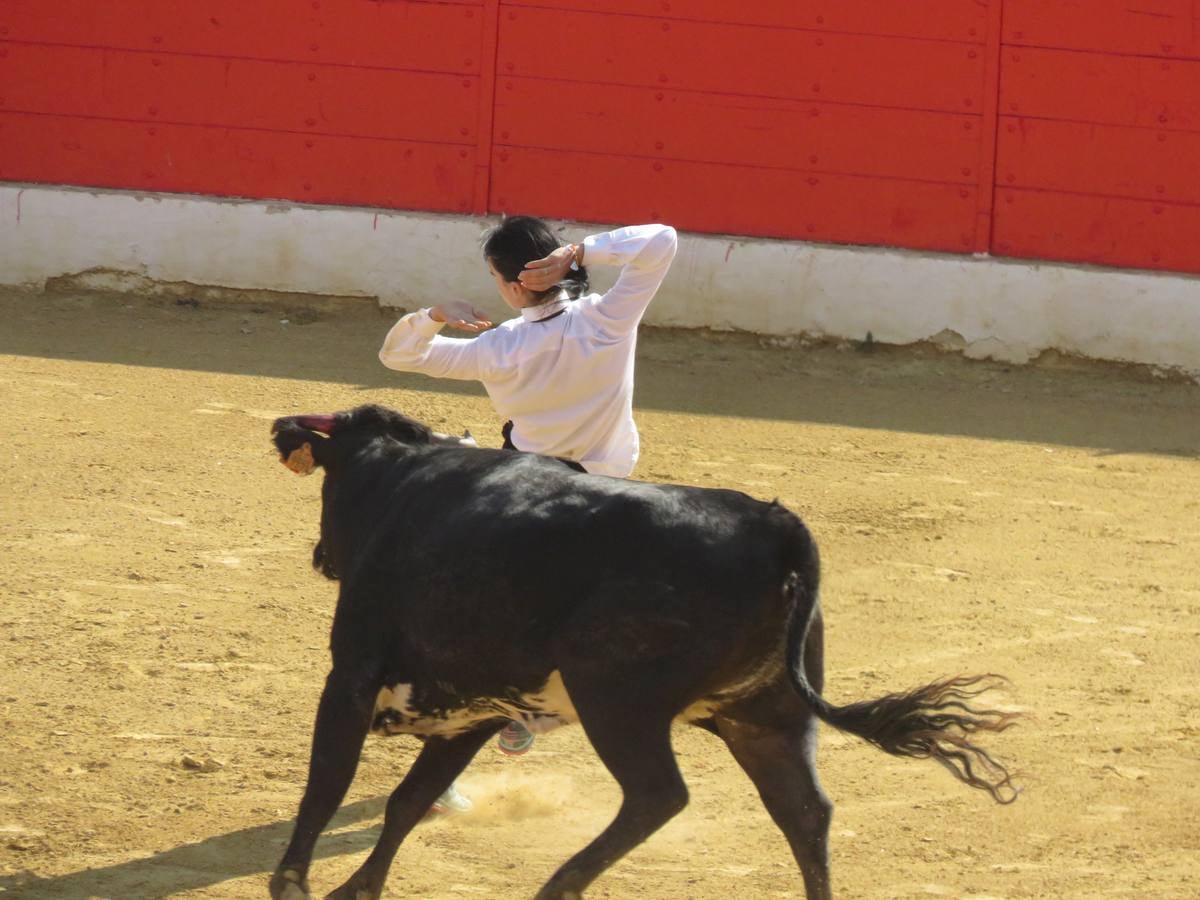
top-left (784, 564), bottom-right (1021, 805)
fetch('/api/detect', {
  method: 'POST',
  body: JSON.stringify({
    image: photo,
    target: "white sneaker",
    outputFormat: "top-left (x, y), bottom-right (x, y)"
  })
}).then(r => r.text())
top-left (429, 782), bottom-right (473, 816)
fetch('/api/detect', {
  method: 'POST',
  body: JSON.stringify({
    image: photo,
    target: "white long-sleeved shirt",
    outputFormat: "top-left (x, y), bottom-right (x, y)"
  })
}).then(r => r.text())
top-left (379, 224), bottom-right (678, 478)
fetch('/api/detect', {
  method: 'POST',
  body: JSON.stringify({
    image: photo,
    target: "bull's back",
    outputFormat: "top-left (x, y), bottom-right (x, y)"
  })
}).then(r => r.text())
top-left (402, 450), bottom-right (793, 586)
top-left (346, 451), bottom-right (798, 668)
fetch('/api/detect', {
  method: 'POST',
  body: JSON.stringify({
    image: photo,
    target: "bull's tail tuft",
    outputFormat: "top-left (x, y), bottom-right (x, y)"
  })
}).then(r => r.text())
top-left (817, 674), bottom-right (1021, 804)
top-left (784, 571), bottom-right (1022, 805)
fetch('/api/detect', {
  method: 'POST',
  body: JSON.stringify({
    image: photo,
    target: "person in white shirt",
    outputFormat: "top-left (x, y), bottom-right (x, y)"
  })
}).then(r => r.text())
top-left (379, 217), bottom-right (678, 478)
top-left (378, 216), bottom-right (677, 814)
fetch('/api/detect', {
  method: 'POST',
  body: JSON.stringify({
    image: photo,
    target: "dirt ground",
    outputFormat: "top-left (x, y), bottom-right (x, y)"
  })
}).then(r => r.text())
top-left (1, 288), bottom-right (1197, 900)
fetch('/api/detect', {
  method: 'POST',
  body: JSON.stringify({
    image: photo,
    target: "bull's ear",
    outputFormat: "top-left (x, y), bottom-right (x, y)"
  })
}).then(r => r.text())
top-left (272, 419), bottom-right (329, 476)
top-left (282, 441), bottom-right (317, 476)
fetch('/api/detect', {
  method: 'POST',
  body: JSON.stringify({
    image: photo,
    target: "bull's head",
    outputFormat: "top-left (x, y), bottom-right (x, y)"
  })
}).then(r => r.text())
top-left (272, 405), bottom-right (479, 581)
top-left (271, 404), bottom-right (476, 475)
top-left (271, 413), bottom-right (343, 476)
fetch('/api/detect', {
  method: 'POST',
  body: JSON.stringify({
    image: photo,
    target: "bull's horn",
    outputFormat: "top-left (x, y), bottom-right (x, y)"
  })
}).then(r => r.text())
top-left (295, 414), bottom-right (338, 434)
top-left (273, 414), bottom-right (339, 435)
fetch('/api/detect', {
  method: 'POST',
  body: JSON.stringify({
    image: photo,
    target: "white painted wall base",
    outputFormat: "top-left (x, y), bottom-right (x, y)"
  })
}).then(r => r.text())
top-left (2, 184), bottom-right (1198, 379)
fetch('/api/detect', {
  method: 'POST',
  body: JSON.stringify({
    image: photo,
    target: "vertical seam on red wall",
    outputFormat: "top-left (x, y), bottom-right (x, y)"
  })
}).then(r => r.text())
top-left (472, 0), bottom-right (501, 216)
top-left (975, 0), bottom-right (1006, 254)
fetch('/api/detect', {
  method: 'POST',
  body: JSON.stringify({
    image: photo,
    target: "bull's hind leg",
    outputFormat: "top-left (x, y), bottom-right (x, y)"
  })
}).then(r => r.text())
top-left (325, 724), bottom-right (502, 900)
top-left (713, 607), bottom-right (832, 900)
top-left (716, 711), bottom-right (832, 900)
top-left (535, 689), bottom-right (689, 900)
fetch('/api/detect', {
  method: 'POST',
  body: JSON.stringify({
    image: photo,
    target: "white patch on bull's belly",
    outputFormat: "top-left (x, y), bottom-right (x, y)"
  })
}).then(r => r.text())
top-left (678, 698), bottom-right (721, 723)
top-left (372, 670), bottom-right (578, 738)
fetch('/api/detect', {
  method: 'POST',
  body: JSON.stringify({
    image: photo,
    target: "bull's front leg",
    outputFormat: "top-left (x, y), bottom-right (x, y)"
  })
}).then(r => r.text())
top-left (269, 668), bottom-right (376, 900)
top-left (326, 724), bottom-right (504, 900)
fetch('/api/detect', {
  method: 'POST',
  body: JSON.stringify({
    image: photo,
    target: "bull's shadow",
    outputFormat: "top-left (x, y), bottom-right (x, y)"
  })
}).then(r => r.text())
top-left (0, 797), bottom-right (386, 899)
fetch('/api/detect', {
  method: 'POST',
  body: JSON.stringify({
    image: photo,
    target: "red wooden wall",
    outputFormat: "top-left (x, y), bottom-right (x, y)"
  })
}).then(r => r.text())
top-left (490, 1), bottom-right (1000, 256)
top-left (0, 0), bottom-right (492, 213)
top-left (995, 0), bottom-right (1200, 273)
top-left (2, 1), bottom-right (1199, 276)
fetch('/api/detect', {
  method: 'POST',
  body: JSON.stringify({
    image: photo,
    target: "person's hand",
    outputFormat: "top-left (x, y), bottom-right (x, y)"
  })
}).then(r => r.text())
top-left (519, 244), bottom-right (579, 292)
top-left (429, 301), bottom-right (493, 333)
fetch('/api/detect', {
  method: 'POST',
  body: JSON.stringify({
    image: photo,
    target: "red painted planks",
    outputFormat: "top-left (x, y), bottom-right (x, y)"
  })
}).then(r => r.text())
top-left (500, 0), bottom-right (989, 44)
top-left (0, 112), bottom-right (476, 213)
top-left (1000, 47), bottom-right (1200, 132)
top-left (972, 0), bottom-right (1005, 252)
top-left (0, 0), bottom-right (483, 73)
top-left (493, 78), bottom-right (980, 184)
top-left (993, 187), bottom-right (1200, 274)
top-left (472, 0), bottom-right (502, 214)
top-left (6, 2), bottom-right (1199, 278)
top-left (490, 147), bottom-right (977, 252)
top-left (997, 116), bottom-right (1200, 206)
top-left (1004, 0), bottom-right (1200, 60)
top-left (0, 43), bottom-right (479, 143)
top-left (497, 8), bottom-right (986, 113)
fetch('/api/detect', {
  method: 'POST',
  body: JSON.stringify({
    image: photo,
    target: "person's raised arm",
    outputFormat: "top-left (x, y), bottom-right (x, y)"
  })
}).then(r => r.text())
top-left (518, 225), bottom-right (678, 335)
top-left (580, 224), bottom-right (677, 334)
top-left (378, 302), bottom-right (494, 381)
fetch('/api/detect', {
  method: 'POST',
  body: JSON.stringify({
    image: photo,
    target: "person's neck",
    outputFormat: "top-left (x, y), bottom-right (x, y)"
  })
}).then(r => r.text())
top-left (518, 288), bottom-right (561, 309)
top-left (519, 291), bottom-right (569, 323)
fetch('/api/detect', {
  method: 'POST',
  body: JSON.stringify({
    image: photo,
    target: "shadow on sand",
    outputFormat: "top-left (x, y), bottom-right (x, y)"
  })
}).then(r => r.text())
top-left (0, 796), bottom-right (389, 899)
top-left (2, 289), bottom-right (1196, 458)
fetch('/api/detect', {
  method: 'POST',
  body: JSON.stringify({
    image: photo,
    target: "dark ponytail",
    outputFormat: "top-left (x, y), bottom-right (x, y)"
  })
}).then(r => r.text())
top-left (483, 215), bottom-right (590, 301)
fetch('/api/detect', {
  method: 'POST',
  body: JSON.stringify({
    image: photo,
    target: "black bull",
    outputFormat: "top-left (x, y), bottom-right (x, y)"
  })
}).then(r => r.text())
top-left (268, 404), bottom-right (1019, 900)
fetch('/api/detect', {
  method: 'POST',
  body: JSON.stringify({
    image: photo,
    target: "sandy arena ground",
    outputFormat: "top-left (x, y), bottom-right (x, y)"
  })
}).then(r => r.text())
top-left (1, 288), bottom-right (1198, 900)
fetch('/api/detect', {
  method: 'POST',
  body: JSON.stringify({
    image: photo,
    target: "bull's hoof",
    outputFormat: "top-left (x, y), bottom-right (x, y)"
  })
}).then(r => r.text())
top-left (325, 876), bottom-right (381, 900)
top-left (269, 868), bottom-right (312, 900)
top-left (534, 887), bottom-right (583, 900)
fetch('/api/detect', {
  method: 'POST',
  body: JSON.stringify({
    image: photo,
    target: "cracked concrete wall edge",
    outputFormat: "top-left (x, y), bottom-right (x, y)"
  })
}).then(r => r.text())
top-left (2, 185), bottom-right (1198, 378)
